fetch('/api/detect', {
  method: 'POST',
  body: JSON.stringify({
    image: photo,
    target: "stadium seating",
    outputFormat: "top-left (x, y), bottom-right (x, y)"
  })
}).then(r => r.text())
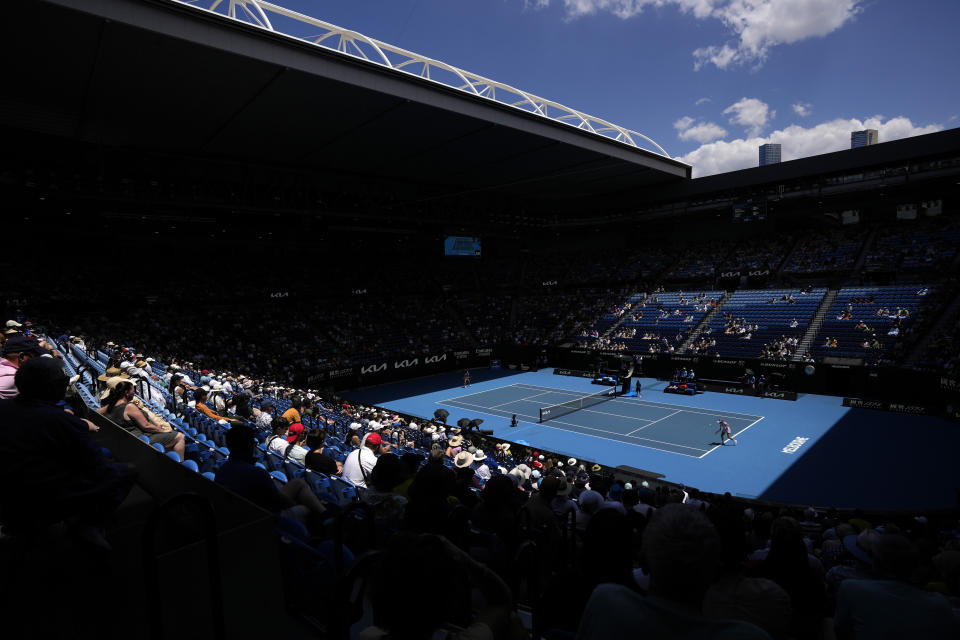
top-left (700, 288), bottom-right (826, 359)
top-left (610, 290), bottom-right (724, 352)
top-left (809, 285), bottom-right (933, 362)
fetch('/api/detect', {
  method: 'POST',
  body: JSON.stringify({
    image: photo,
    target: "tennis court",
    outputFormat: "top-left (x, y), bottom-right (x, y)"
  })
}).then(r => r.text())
top-left (440, 382), bottom-right (763, 458)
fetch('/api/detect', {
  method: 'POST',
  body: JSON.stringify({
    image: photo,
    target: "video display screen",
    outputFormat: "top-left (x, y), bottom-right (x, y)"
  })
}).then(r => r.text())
top-left (444, 236), bottom-right (481, 256)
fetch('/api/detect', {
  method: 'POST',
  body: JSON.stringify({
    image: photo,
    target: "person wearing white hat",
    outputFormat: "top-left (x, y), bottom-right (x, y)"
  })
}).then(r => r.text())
top-left (445, 435), bottom-right (464, 459)
top-left (454, 450), bottom-right (473, 469)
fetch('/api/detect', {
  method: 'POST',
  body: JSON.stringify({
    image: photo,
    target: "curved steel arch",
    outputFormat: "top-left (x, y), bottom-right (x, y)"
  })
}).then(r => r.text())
top-left (176, 0), bottom-right (670, 157)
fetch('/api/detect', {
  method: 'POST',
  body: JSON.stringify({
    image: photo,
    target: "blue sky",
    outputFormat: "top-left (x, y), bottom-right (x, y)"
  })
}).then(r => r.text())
top-left (230, 0), bottom-right (958, 176)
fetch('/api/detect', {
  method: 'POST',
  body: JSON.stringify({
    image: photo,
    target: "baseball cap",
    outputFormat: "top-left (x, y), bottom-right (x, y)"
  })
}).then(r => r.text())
top-left (366, 433), bottom-right (382, 446)
top-left (2, 336), bottom-right (46, 356)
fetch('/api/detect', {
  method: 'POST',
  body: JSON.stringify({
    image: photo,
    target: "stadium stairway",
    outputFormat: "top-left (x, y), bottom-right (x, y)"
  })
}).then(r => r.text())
top-left (793, 288), bottom-right (839, 359)
top-left (679, 292), bottom-right (729, 353)
top-left (597, 291), bottom-right (639, 340)
top-left (773, 236), bottom-right (803, 280)
top-left (849, 226), bottom-right (879, 276)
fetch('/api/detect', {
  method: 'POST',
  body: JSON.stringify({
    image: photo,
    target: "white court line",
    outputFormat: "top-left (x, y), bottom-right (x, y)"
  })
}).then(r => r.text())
top-left (489, 390), bottom-right (554, 409)
top-left (441, 398), bottom-right (708, 455)
top-left (437, 382), bottom-right (534, 405)
top-left (697, 416), bottom-right (766, 458)
top-left (513, 383), bottom-right (762, 421)
top-left (626, 410), bottom-right (682, 436)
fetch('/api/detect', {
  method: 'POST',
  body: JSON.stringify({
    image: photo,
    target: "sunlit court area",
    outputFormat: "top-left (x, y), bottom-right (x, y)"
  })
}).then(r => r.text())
top-left (2, 0), bottom-right (960, 638)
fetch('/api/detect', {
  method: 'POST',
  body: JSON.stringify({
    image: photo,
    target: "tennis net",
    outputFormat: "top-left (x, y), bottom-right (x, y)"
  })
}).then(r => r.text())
top-left (539, 388), bottom-right (617, 422)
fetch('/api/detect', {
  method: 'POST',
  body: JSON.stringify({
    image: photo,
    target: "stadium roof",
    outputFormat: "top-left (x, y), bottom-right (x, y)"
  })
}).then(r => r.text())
top-left (2, 0), bottom-right (689, 219)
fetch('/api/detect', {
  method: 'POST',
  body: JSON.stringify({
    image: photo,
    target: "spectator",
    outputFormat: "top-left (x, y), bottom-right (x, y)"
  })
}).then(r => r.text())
top-left (282, 397), bottom-right (304, 426)
top-left (0, 358), bottom-right (135, 545)
top-left (835, 533), bottom-right (955, 639)
top-left (343, 431), bottom-right (381, 488)
top-left (751, 517), bottom-right (825, 638)
top-left (358, 533), bottom-right (517, 639)
top-left (265, 416), bottom-right (307, 464)
top-left (0, 336), bottom-right (47, 399)
top-left (254, 400), bottom-right (275, 431)
top-left (577, 503), bottom-right (771, 638)
top-left (194, 388), bottom-right (243, 425)
top-left (215, 424), bottom-right (327, 523)
top-left (304, 429), bottom-right (342, 475)
top-left (97, 379), bottom-right (185, 460)
top-left (360, 453), bottom-right (409, 529)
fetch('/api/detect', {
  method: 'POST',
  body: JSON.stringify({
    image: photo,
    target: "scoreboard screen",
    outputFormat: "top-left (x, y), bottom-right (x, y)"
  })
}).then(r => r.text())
top-left (444, 236), bottom-right (481, 256)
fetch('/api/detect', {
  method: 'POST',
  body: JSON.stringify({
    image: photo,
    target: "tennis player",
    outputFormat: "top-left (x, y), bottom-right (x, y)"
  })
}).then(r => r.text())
top-left (463, 369), bottom-right (471, 388)
top-left (715, 419), bottom-right (736, 446)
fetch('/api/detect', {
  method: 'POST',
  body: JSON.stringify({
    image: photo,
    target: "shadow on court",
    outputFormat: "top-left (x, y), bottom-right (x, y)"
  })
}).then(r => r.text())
top-left (346, 368), bottom-right (526, 404)
top-left (759, 408), bottom-right (960, 510)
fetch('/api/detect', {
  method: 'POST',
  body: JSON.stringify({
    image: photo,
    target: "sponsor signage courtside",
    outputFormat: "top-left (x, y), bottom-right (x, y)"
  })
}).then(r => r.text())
top-left (843, 397), bottom-right (932, 414)
top-left (554, 368), bottom-right (597, 379)
top-left (782, 437), bottom-right (809, 454)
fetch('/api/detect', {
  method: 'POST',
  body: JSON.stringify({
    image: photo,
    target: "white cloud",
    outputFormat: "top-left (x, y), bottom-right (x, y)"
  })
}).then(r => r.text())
top-left (723, 97), bottom-right (774, 136)
top-left (695, 97), bottom-right (712, 106)
top-left (693, 44), bottom-right (739, 70)
top-left (677, 116), bottom-right (942, 177)
top-left (530, 0), bottom-right (864, 70)
top-left (792, 102), bottom-right (812, 117)
top-left (674, 116), bottom-right (695, 131)
top-left (561, 0), bottom-right (651, 19)
top-left (678, 121), bottom-right (728, 143)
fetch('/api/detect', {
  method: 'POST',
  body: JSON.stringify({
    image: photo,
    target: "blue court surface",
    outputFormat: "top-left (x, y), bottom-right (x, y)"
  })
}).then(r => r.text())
top-left (345, 368), bottom-right (960, 510)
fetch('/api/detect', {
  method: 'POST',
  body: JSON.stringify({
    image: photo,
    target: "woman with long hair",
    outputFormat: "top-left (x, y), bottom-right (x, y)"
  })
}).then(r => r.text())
top-left (98, 380), bottom-right (185, 459)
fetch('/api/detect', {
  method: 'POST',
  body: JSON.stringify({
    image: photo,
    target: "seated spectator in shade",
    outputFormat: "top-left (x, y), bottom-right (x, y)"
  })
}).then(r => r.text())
top-left (194, 387), bottom-right (243, 425)
top-left (358, 532), bottom-right (517, 640)
top-left (97, 379), bottom-right (186, 460)
top-left (342, 431), bottom-right (382, 489)
top-left (254, 400), bottom-right (275, 431)
top-left (282, 397), bottom-right (304, 427)
top-left (304, 430), bottom-right (342, 475)
top-left (360, 453), bottom-right (409, 529)
top-left (0, 358), bottom-right (135, 544)
top-left (835, 533), bottom-right (955, 639)
top-left (404, 457), bottom-right (457, 535)
top-left (0, 336), bottom-right (47, 399)
top-left (216, 424), bottom-right (327, 523)
top-left (577, 503), bottom-right (771, 639)
top-left (265, 417), bottom-right (308, 464)
top-left (750, 516), bottom-right (825, 638)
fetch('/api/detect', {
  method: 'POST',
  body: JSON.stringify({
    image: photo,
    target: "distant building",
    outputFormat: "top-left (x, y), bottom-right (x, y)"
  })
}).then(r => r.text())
top-left (851, 129), bottom-right (879, 148)
top-left (759, 143), bottom-right (781, 166)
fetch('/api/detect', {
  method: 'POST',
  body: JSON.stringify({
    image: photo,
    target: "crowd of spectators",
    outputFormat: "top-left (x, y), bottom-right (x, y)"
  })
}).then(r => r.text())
top-left (4, 304), bottom-right (960, 637)
top-left (865, 218), bottom-right (960, 273)
top-left (761, 334), bottom-right (801, 360)
top-left (783, 228), bottom-right (868, 275)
